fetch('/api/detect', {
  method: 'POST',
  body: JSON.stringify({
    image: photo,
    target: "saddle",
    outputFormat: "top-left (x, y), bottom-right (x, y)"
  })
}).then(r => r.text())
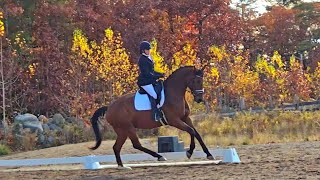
top-left (134, 81), bottom-right (167, 125)
top-left (139, 80), bottom-right (163, 104)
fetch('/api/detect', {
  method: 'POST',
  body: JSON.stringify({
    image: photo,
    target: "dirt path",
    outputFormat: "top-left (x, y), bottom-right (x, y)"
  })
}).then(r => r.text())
top-left (0, 140), bottom-right (320, 179)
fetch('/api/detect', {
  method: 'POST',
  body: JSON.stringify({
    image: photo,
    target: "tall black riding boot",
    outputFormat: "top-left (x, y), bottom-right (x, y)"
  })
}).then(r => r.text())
top-left (148, 95), bottom-right (162, 121)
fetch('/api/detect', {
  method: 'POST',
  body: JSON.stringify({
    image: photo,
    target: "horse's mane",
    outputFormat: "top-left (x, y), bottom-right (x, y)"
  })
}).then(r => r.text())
top-left (167, 66), bottom-right (195, 78)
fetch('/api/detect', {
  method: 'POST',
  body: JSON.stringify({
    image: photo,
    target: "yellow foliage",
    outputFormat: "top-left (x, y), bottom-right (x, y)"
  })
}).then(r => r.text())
top-left (105, 28), bottom-right (114, 41)
top-left (255, 55), bottom-right (276, 78)
top-left (210, 67), bottom-right (219, 79)
top-left (71, 28), bottom-right (138, 97)
top-left (311, 62), bottom-right (320, 97)
top-left (150, 39), bottom-right (168, 74)
top-left (0, 11), bottom-right (4, 37)
top-left (206, 45), bottom-right (260, 106)
top-left (314, 62), bottom-right (320, 80)
top-left (172, 43), bottom-right (197, 72)
top-left (14, 33), bottom-right (27, 49)
top-left (208, 45), bottom-right (227, 62)
top-left (271, 51), bottom-right (284, 68)
top-left (289, 55), bottom-right (297, 67)
top-left (229, 56), bottom-right (260, 101)
top-left (27, 63), bottom-right (37, 77)
top-left (72, 29), bottom-right (92, 58)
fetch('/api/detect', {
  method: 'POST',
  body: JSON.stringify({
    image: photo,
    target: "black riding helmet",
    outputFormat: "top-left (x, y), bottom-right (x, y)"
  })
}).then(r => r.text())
top-left (140, 41), bottom-right (151, 54)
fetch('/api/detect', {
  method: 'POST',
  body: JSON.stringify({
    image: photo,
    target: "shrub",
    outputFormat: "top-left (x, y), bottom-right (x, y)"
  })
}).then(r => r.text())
top-left (0, 144), bottom-right (11, 156)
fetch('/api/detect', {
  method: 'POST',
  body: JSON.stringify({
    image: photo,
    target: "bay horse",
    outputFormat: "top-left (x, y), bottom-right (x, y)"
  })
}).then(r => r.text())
top-left (89, 66), bottom-right (214, 168)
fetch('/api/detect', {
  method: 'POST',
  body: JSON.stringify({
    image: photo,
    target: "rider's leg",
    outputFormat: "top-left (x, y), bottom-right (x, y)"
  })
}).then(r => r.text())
top-left (141, 84), bottom-right (157, 99)
top-left (141, 84), bottom-right (161, 121)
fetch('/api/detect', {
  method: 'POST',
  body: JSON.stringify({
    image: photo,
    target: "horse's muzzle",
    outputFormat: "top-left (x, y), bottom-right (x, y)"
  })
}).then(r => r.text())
top-left (195, 97), bottom-right (203, 103)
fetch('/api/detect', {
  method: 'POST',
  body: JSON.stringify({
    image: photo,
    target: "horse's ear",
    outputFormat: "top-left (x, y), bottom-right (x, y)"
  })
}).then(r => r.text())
top-left (195, 68), bottom-right (204, 77)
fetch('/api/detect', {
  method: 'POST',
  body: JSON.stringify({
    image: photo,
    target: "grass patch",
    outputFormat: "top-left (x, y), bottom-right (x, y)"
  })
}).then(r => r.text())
top-left (159, 111), bottom-right (320, 146)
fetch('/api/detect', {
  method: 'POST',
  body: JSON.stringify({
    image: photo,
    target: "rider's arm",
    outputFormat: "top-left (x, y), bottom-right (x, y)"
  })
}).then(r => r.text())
top-left (139, 59), bottom-right (154, 79)
top-left (153, 71), bottom-right (164, 78)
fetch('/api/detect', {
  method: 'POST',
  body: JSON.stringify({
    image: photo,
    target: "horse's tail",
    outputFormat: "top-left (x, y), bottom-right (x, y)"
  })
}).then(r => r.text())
top-left (89, 106), bottom-right (108, 150)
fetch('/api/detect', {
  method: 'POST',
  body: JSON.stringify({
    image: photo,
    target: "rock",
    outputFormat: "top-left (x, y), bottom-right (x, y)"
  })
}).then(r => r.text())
top-left (52, 113), bottom-right (65, 127)
top-left (42, 124), bottom-right (50, 132)
top-left (12, 123), bottom-right (23, 135)
top-left (66, 117), bottom-right (77, 123)
top-left (48, 123), bottom-right (62, 131)
top-left (23, 122), bottom-right (43, 133)
top-left (38, 133), bottom-right (45, 144)
top-left (14, 113), bottom-right (38, 123)
top-left (14, 113), bottom-right (43, 133)
top-left (38, 115), bottom-right (49, 124)
top-left (47, 136), bottom-right (55, 145)
top-left (76, 120), bottom-right (85, 128)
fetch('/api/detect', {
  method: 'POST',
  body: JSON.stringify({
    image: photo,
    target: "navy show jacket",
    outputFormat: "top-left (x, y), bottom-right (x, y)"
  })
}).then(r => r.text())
top-left (137, 54), bottom-right (163, 86)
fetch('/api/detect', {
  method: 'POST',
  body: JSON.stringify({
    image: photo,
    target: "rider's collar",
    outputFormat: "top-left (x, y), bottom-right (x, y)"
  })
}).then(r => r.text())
top-left (142, 53), bottom-right (153, 62)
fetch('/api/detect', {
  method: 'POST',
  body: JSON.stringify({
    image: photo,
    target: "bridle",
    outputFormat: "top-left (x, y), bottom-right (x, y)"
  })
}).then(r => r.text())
top-left (188, 74), bottom-right (204, 97)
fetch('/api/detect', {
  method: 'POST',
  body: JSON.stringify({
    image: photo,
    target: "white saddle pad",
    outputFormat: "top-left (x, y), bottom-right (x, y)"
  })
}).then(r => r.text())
top-left (134, 89), bottom-right (165, 111)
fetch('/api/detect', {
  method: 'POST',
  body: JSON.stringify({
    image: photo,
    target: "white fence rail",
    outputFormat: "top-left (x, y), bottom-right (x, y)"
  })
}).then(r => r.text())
top-left (0, 148), bottom-right (240, 169)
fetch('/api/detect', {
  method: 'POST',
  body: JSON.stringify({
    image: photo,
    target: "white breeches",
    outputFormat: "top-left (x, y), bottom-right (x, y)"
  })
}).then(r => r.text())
top-left (141, 84), bottom-right (157, 99)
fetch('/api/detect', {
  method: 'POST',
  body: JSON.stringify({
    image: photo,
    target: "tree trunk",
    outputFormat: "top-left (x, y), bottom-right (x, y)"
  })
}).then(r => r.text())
top-left (0, 38), bottom-right (8, 137)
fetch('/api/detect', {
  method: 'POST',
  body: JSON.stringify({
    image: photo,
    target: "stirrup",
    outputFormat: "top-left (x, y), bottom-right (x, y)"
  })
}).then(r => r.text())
top-left (157, 110), bottom-right (168, 126)
top-left (154, 112), bottom-right (161, 121)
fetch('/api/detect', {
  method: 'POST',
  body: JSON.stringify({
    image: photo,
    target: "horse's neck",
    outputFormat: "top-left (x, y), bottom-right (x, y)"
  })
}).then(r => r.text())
top-left (164, 70), bottom-right (190, 101)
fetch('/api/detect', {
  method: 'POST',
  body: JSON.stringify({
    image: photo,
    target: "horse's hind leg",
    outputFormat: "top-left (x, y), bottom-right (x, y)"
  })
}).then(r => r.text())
top-left (113, 128), bottom-right (128, 167)
top-left (184, 116), bottom-right (214, 160)
top-left (127, 127), bottom-right (166, 161)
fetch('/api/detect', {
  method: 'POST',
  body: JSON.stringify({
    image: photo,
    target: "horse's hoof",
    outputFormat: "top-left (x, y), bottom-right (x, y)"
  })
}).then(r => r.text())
top-left (186, 151), bottom-right (192, 159)
top-left (158, 156), bottom-right (167, 161)
top-left (117, 165), bottom-right (132, 170)
top-left (207, 155), bottom-right (215, 160)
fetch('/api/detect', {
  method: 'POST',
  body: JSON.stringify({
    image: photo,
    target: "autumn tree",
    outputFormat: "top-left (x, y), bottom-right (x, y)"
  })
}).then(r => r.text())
top-left (71, 28), bottom-right (138, 120)
top-left (254, 51), bottom-right (285, 106)
top-left (250, 6), bottom-right (306, 56)
top-left (311, 62), bottom-right (320, 99)
top-left (0, 0), bottom-right (318, 117)
top-left (293, 2), bottom-right (320, 70)
top-left (207, 45), bottom-right (259, 109)
top-left (157, 0), bottom-right (244, 61)
top-left (282, 56), bottom-right (312, 101)
top-left (0, 2), bottom-right (36, 118)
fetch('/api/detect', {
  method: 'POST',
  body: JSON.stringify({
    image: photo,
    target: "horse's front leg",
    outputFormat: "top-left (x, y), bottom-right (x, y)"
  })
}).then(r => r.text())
top-left (183, 116), bottom-right (214, 160)
top-left (169, 119), bottom-right (197, 159)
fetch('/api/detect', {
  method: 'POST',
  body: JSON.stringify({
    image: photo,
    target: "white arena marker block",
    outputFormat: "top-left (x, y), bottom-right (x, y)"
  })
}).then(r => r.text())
top-left (222, 148), bottom-right (241, 163)
top-left (84, 155), bottom-right (101, 170)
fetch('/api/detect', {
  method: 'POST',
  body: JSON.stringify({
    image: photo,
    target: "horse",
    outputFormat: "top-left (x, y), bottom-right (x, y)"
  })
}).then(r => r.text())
top-left (89, 66), bottom-right (214, 168)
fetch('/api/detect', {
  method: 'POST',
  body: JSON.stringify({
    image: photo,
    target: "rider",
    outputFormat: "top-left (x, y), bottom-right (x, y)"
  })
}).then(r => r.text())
top-left (137, 41), bottom-right (164, 121)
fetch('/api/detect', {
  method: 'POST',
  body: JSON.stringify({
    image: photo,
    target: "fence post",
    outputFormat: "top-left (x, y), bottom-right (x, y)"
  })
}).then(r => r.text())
top-left (268, 96), bottom-right (274, 110)
top-left (239, 97), bottom-right (246, 111)
top-left (294, 95), bottom-right (300, 110)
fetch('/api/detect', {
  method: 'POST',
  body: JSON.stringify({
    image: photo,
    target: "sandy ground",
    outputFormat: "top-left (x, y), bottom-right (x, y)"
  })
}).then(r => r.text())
top-left (0, 139), bottom-right (320, 180)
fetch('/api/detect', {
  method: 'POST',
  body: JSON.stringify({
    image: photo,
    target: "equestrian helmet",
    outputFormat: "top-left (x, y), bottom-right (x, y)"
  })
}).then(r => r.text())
top-left (140, 41), bottom-right (151, 53)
